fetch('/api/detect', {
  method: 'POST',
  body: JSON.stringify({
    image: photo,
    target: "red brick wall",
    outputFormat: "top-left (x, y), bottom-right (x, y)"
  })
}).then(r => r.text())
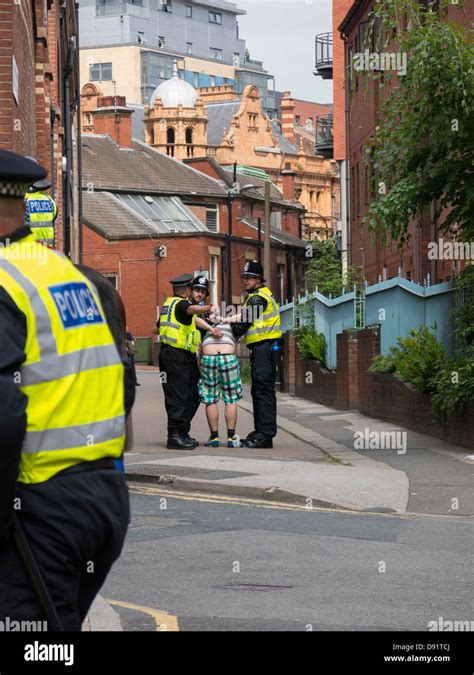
top-left (342, 1), bottom-right (473, 284)
top-left (283, 326), bottom-right (473, 448)
top-left (0, 0), bottom-right (69, 251)
top-left (294, 352), bottom-right (337, 407)
top-left (332, 0), bottom-right (352, 161)
top-left (291, 100), bottom-right (331, 128)
top-left (336, 330), bottom-right (359, 409)
top-left (0, 0), bottom-right (36, 155)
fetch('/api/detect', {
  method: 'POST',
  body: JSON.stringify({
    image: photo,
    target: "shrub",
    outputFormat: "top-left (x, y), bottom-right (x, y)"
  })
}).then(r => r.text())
top-left (370, 325), bottom-right (474, 422)
top-left (431, 347), bottom-right (474, 424)
top-left (294, 325), bottom-right (327, 365)
top-left (370, 326), bottom-right (448, 392)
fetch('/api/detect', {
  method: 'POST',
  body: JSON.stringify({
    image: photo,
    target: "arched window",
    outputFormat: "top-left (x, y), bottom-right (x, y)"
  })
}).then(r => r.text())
top-left (166, 127), bottom-right (175, 156)
top-left (185, 127), bottom-right (193, 157)
top-left (149, 125), bottom-right (155, 145)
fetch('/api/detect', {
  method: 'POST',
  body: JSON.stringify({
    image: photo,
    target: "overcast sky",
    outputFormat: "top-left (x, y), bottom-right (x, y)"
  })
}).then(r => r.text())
top-left (236, 0), bottom-right (333, 103)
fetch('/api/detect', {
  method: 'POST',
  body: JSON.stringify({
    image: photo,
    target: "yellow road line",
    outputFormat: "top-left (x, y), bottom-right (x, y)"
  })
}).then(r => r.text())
top-left (127, 483), bottom-right (413, 519)
top-left (106, 598), bottom-right (179, 632)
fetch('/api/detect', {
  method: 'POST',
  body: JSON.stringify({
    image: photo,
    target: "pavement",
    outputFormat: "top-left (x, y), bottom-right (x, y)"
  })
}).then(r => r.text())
top-left (123, 368), bottom-right (474, 517)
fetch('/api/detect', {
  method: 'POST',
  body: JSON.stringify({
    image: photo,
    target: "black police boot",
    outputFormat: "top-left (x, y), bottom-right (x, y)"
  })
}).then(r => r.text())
top-left (244, 433), bottom-right (273, 449)
top-left (167, 433), bottom-right (196, 450)
top-left (243, 430), bottom-right (258, 445)
top-left (183, 433), bottom-right (199, 448)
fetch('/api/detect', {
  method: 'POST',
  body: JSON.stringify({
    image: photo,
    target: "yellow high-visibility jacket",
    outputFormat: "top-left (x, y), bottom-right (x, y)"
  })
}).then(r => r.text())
top-left (0, 234), bottom-right (125, 484)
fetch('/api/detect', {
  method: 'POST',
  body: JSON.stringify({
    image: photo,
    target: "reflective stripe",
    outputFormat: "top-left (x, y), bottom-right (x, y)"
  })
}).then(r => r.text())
top-left (160, 335), bottom-right (178, 344)
top-left (0, 257), bottom-right (57, 358)
top-left (246, 326), bottom-right (280, 337)
top-left (21, 343), bottom-right (121, 386)
top-left (160, 320), bottom-right (180, 330)
top-left (22, 415), bottom-right (126, 454)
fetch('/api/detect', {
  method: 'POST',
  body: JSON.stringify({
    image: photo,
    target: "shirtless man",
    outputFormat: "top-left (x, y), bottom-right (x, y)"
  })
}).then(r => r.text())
top-left (199, 322), bottom-right (243, 448)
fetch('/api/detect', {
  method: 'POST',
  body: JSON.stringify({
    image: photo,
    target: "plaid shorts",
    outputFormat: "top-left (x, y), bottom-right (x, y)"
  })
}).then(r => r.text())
top-left (199, 354), bottom-right (243, 405)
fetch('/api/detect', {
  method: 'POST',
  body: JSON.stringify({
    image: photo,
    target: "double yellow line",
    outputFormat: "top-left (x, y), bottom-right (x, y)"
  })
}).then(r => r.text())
top-left (128, 483), bottom-right (411, 518)
top-left (106, 598), bottom-right (179, 632)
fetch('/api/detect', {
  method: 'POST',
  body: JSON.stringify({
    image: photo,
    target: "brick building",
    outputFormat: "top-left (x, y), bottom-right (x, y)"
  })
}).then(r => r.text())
top-left (80, 68), bottom-right (340, 240)
top-left (337, 0), bottom-right (473, 284)
top-left (81, 98), bottom-right (307, 338)
top-left (0, 0), bottom-right (79, 255)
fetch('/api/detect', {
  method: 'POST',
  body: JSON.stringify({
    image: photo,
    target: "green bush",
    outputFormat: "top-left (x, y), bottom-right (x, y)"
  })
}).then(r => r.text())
top-left (370, 325), bottom-right (474, 422)
top-left (431, 347), bottom-right (474, 424)
top-left (370, 326), bottom-right (448, 393)
top-left (294, 325), bottom-right (327, 365)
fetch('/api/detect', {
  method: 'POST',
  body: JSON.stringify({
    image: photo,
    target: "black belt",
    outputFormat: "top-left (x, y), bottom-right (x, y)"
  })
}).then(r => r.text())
top-left (248, 339), bottom-right (273, 350)
top-left (57, 457), bottom-right (116, 477)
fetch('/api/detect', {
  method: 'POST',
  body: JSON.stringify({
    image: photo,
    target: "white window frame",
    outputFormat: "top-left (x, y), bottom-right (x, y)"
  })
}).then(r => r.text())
top-left (209, 256), bottom-right (218, 305)
top-left (205, 207), bottom-right (219, 232)
top-left (185, 4), bottom-right (192, 18)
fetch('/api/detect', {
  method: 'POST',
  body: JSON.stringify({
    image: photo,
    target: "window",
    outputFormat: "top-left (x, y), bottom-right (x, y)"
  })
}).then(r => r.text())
top-left (209, 256), bottom-right (218, 305)
top-left (186, 42), bottom-right (193, 55)
top-left (103, 274), bottom-right (117, 289)
top-left (185, 127), bottom-right (193, 157)
top-left (89, 62), bottom-right (112, 81)
top-left (205, 208), bottom-right (219, 232)
top-left (166, 127), bottom-right (175, 156)
top-left (209, 11), bottom-right (222, 24)
top-left (233, 53), bottom-right (240, 66)
top-left (115, 194), bottom-right (203, 232)
top-left (158, 36), bottom-right (166, 48)
top-left (96, 0), bottom-right (124, 17)
top-left (295, 115), bottom-right (301, 126)
top-left (248, 113), bottom-right (257, 127)
top-left (159, 0), bottom-right (172, 12)
top-left (210, 48), bottom-right (223, 61)
top-left (137, 30), bottom-right (145, 44)
top-left (210, 75), bottom-right (216, 86)
top-left (192, 72), bottom-right (199, 88)
top-left (185, 4), bottom-right (192, 17)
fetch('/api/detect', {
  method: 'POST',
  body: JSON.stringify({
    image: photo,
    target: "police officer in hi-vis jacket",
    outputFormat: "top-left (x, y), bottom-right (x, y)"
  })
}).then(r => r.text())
top-left (158, 273), bottom-right (221, 449)
top-left (0, 150), bottom-right (129, 630)
top-left (231, 261), bottom-right (281, 448)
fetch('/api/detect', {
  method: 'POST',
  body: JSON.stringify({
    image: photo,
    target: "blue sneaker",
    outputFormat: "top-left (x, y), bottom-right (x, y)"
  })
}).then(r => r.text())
top-left (227, 434), bottom-right (243, 448)
top-left (204, 437), bottom-right (220, 447)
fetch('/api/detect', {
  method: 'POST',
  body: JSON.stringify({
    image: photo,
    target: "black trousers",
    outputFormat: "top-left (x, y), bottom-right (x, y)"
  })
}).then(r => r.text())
top-left (249, 340), bottom-right (277, 438)
top-left (159, 345), bottom-right (200, 436)
top-left (0, 466), bottom-right (129, 631)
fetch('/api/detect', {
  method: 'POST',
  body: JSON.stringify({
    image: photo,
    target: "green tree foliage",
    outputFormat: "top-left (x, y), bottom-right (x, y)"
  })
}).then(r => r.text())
top-left (305, 239), bottom-right (362, 297)
top-left (362, 0), bottom-right (473, 244)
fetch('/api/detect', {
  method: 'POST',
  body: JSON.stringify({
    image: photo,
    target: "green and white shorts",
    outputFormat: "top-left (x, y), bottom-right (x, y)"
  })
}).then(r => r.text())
top-left (198, 354), bottom-right (243, 405)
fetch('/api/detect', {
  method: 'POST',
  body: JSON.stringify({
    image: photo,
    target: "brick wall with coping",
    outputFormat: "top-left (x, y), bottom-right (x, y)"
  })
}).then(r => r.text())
top-left (282, 326), bottom-right (473, 449)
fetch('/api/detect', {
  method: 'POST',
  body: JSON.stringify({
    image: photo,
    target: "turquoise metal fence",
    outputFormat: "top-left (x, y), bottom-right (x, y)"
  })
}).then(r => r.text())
top-left (364, 277), bottom-right (455, 357)
top-left (280, 277), bottom-right (455, 368)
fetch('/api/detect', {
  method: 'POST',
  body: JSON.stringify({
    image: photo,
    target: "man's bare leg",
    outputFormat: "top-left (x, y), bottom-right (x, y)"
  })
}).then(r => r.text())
top-left (224, 403), bottom-right (237, 432)
top-left (206, 403), bottom-right (219, 433)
